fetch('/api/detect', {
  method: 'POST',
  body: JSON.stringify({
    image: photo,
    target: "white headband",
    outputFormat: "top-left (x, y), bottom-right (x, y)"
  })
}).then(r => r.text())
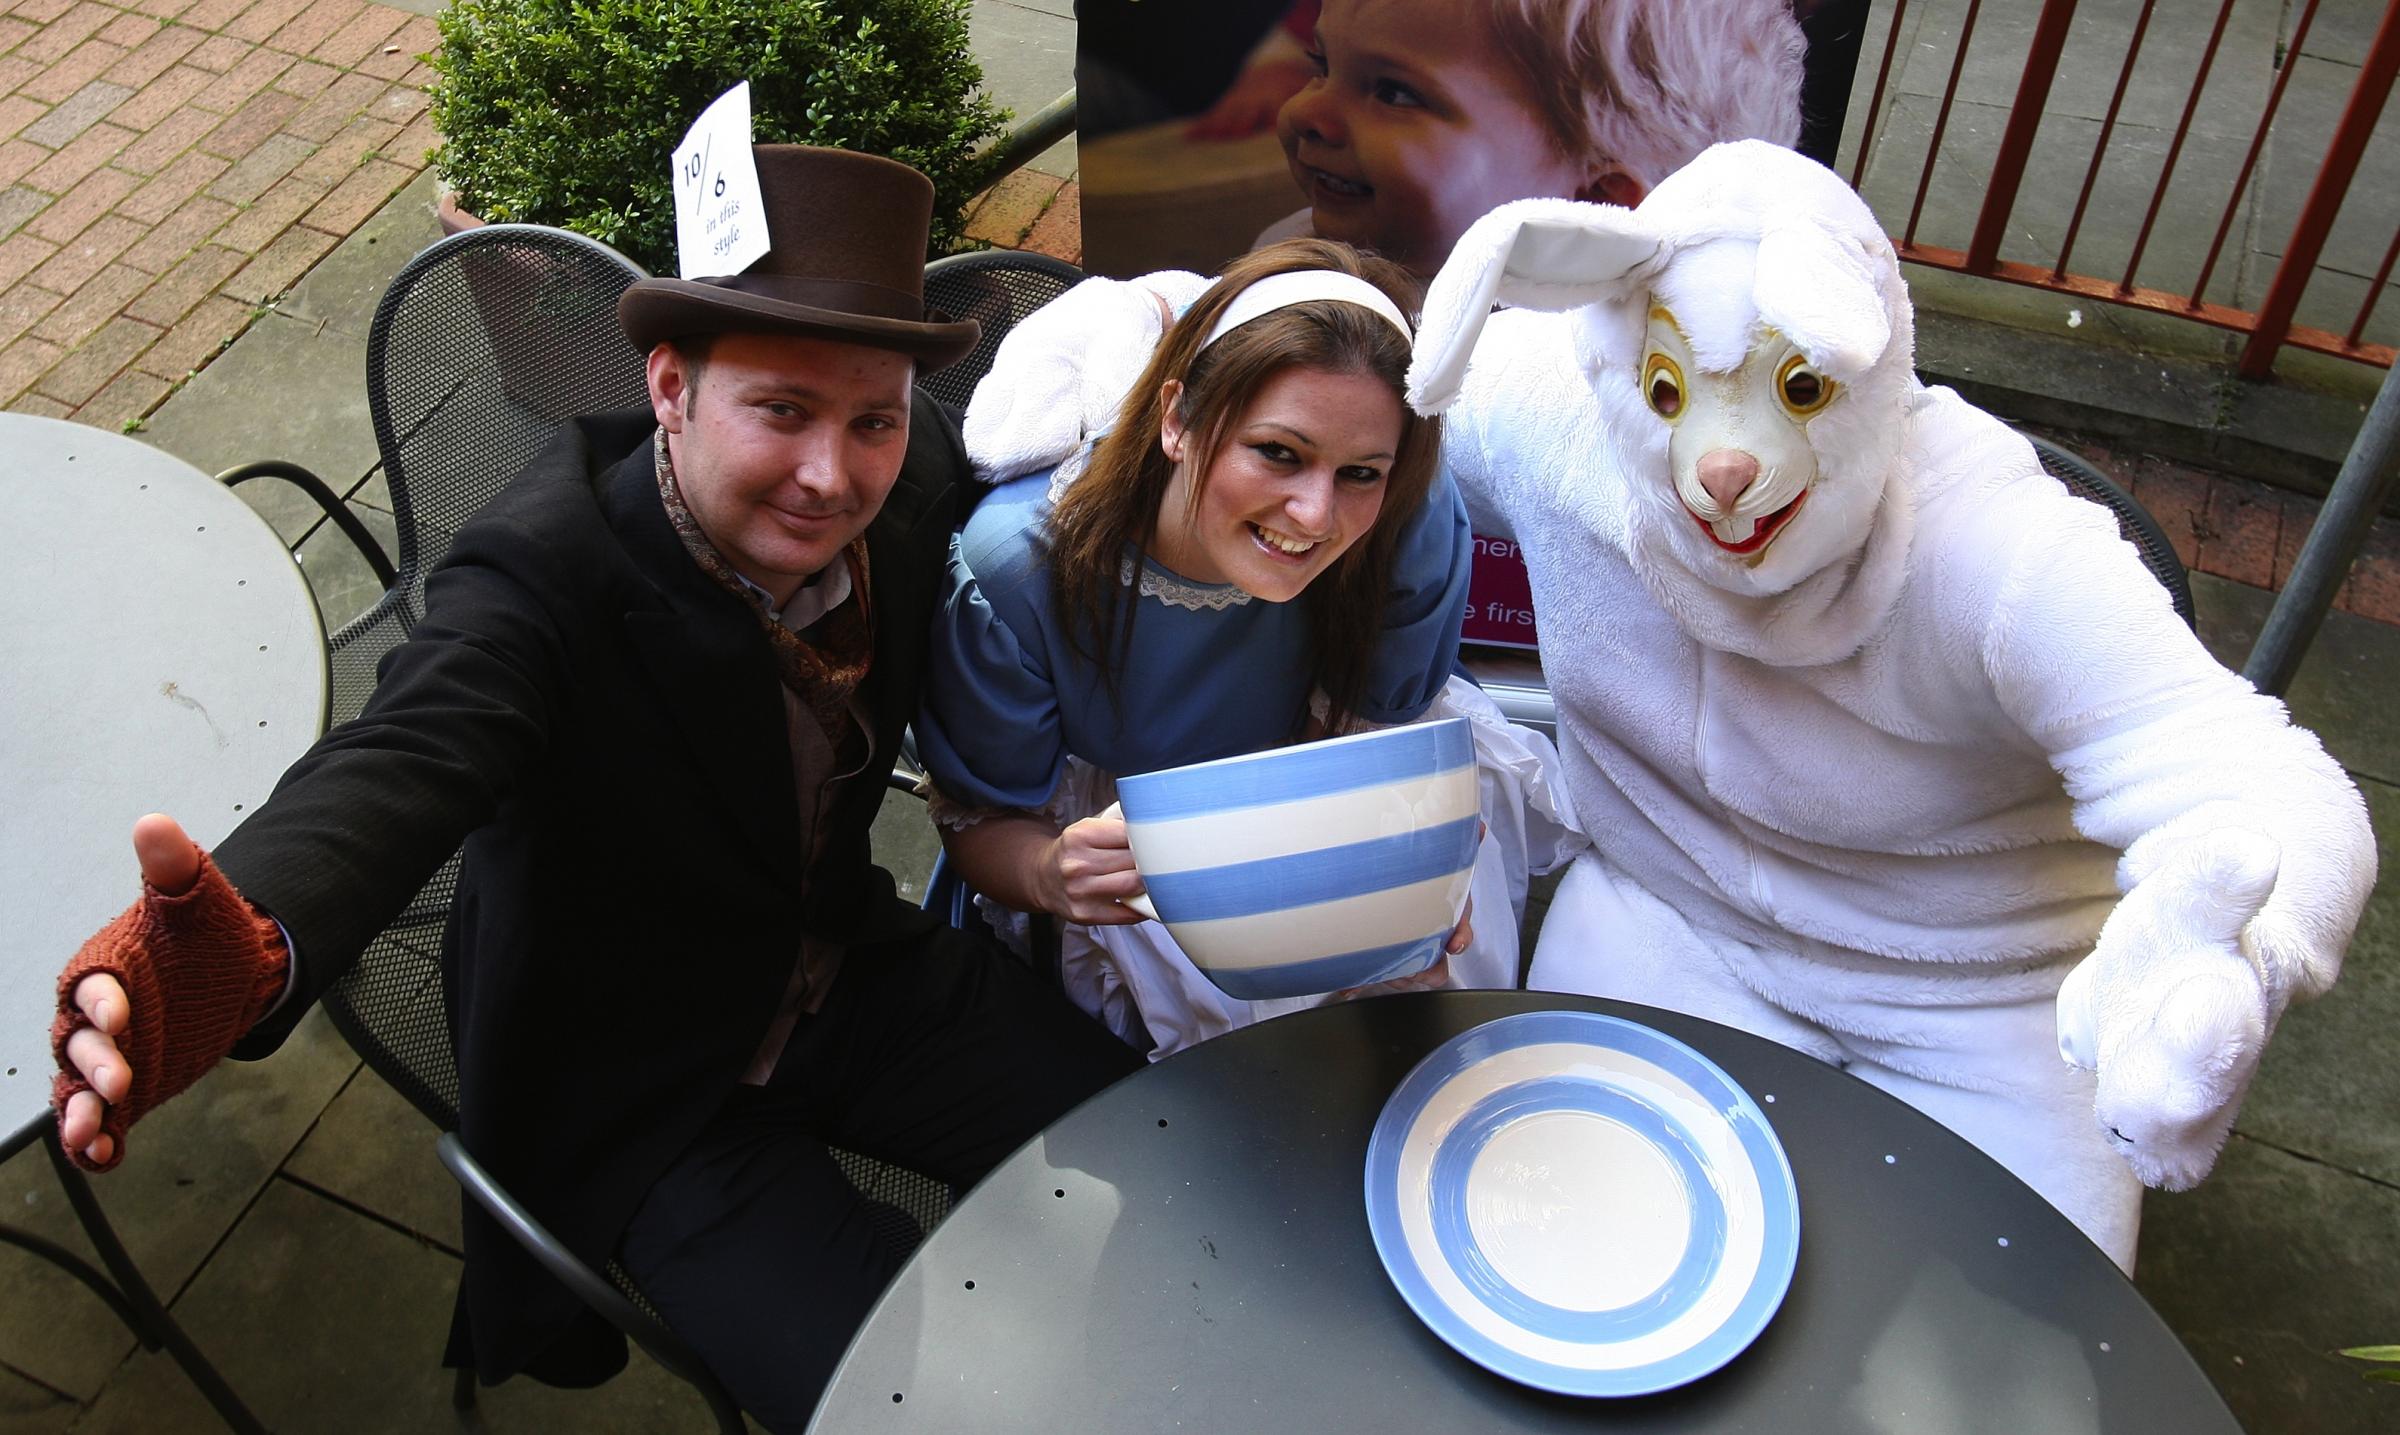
top-left (1198, 269), bottom-right (1415, 352)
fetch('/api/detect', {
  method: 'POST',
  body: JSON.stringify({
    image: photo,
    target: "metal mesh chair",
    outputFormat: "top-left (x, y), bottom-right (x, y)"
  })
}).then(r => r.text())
top-left (318, 225), bottom-right (664, 1135)
top-left (244, 223), bottom-right (955, 1431)
top-left (917, 249), bottom-right (1088, 414)
top-left (2025, 433), bottom-right (2196, 628)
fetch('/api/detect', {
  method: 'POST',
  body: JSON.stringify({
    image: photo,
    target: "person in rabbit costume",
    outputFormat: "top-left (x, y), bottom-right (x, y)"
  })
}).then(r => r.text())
top-left (1408, 140), bottom-right (2377, 1270)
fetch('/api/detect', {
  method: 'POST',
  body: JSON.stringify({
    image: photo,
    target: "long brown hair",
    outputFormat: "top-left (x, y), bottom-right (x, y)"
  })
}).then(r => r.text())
top-left (1047, 238), bottom-right (1441, 733)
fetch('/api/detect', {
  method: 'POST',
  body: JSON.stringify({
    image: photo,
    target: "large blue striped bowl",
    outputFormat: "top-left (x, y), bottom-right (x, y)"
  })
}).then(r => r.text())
top-left (1116, 718), bottom-right (1479, 1001)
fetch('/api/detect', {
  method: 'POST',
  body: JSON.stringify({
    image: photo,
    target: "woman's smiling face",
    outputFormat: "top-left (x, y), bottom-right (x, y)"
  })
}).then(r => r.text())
top-left (1151, 364), bottom-right (1402, 603)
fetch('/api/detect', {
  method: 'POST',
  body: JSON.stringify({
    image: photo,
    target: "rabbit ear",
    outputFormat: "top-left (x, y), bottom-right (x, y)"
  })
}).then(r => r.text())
top-left (1408, 197), bottom-right (1659, 414)
top-left (1751, 221), bottom-right (1892, 381)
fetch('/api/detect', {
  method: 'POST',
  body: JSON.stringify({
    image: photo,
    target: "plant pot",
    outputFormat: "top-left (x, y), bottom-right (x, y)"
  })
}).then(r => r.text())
top-left (435, 188), bottom-right (484, 237)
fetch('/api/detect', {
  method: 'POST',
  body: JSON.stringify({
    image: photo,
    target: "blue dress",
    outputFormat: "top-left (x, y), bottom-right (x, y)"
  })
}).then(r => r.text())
top-left (913, 462), bottom-right (1502, 1057)
top-left (918, 464), bottom-right (1473, 810)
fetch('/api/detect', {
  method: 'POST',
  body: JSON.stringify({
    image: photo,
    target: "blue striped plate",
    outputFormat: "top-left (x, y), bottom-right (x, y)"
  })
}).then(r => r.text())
top-left (1364, 1011), bottom-right (1799, 1396)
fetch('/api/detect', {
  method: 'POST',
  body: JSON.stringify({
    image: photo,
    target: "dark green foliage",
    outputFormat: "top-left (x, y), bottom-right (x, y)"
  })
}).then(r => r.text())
top-left (427, 0), bottom-right (1005, 273)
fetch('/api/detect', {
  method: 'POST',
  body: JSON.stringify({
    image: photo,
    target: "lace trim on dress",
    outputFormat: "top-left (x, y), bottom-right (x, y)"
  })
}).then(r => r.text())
top-left (1043, 443), bottom-right (1095, 504)
top-left (924, 782), bottom-right (1002, 832)
top-left (1306, 686), bottom-right (1396, 735)
top-left (1119, 555), bottom-right (1253, 612)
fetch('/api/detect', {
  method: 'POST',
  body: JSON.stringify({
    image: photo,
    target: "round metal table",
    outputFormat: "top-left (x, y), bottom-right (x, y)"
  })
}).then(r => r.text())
top-left (810, 991), bottom-right (2240, 1434)
top-left (1, 414), bottom-right (327, 1434)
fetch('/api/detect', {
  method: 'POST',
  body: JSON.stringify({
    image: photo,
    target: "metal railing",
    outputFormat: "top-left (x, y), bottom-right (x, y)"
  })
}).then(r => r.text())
top-left (1853, 0), bottom-right (2400, 379)
top-left (975, 88), bottom-right (1078, 183)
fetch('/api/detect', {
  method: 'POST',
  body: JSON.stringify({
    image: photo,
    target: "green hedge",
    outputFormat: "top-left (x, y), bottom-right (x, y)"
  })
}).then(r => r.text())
top-left (427, 0), bottom-right (1006, 274)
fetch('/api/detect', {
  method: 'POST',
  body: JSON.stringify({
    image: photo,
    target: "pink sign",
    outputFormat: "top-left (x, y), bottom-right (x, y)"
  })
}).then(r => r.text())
top-left (1463, 532), bottom-right (1538, 650)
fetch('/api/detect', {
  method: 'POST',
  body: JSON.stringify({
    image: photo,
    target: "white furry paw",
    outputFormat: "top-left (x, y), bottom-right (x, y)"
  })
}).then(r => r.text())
top-left (2091, 960), bottom-right (2267, 1189)
top-left (2058, 828), bottom-right (2280, 1190)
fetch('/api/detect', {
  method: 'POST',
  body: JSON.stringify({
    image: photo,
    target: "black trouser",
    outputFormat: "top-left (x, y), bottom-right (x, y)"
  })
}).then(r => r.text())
top-left (616, 924), bottom-right (1141, 1432)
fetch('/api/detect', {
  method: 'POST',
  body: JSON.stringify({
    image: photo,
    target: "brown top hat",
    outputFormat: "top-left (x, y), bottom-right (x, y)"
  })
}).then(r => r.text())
top-left (618, 144), bottom-right (980, 369)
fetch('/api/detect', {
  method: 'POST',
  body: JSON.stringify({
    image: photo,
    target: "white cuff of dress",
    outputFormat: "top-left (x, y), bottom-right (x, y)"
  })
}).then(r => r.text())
top-left (925, 782), bottom-right (1006, 832)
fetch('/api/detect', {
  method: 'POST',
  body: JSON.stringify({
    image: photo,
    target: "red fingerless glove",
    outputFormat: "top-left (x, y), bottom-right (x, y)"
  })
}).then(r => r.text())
top-left (51, 851), bottom-right (289, 1172)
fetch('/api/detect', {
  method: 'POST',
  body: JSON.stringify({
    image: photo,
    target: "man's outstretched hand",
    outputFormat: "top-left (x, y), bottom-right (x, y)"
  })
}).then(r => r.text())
top-left (53, 814), bottom-right (287, 1171)
top-left (59, 815), bottom-right (197, 1165)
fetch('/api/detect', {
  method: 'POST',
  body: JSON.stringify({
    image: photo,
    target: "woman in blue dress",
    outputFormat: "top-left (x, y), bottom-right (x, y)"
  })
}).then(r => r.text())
top-left (917, 238), bottom-right (1576, 1057)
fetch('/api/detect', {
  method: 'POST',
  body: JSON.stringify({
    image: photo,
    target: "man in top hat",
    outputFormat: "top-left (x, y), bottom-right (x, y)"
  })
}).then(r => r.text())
top-left (47, 145), bottom-right (1140, 1429)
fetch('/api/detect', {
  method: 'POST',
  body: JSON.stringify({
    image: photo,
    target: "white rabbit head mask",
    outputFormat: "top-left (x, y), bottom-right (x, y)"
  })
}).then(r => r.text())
top-left (1409, 141), bottom-right (1918, 605)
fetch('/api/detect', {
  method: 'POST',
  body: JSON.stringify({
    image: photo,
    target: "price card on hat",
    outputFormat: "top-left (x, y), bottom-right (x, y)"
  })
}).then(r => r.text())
top-left (671, 81), bottom-right (771, 280)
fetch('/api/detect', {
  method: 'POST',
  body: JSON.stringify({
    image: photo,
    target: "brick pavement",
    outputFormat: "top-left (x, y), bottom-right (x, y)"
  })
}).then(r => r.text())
top-left (0, 0), bottom-right (436, 430)
top-left (964, 165), bottom-right (1078, 262)
top-left (2053, 429), bottom-right (2400, 626)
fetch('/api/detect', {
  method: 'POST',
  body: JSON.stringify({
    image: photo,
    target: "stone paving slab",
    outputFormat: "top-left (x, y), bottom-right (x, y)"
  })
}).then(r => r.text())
top-left (1881, 0), bottom-right (2282, 141)
top-left (134, 302), bottom-right (375, 531)
top-left (870, 782), bottom-right (942, 909)
top-left (0, 1374), bottom-right (75, 1435)
top-left (968, 0), bottom-right (1074, 177)
top-left (0, 1005), bottom-right (356, 1401)
top-left (291, 476), bottom-right (391, 628)
top-left (2136, 1132), bottom-right (2400, 1435)
top-left (282, 1060), bottom-right (460, 1251)
top-left (1862, 94), bottom-right (2266, 313)
top-left (2303, 0), bottom-right (2392, 63)
top-left (0, 0), bottom-right (438, 428)
top-left (2229, 774), bottom-right (2400, 1188)
top-left (270, 156), bottom-right (424, 333)
top-left (2256, 51), bottom-right (2400, 293)
top-left (2183, 576), bottom-right (2400, 1211)
top-left (63, 1178), bottom-right (743, 1434)
top-left (128, 161), bottom-right (429, 641)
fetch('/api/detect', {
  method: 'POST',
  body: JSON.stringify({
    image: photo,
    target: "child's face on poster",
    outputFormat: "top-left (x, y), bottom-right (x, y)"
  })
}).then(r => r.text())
top-left (1275, 0), bottom-right (1606, 275)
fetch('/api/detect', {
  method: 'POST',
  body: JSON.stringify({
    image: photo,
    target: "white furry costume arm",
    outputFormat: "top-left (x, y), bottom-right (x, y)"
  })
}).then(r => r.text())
top-left (1430, 309), bottom-right (1622, 544)
top-left (961, 270), bottom-right (1213, 485)
top-left (1978, 465), bottom-right (2373, 1007)
top-left (1409, 197), bottom-right (1665, 544)
top-left (1433, 337), bottom-right (1518, 540)
top-left (1426, 310), bottom-right (1597, 542)
top-left (1968, 425), bottom-right (2376, 1187)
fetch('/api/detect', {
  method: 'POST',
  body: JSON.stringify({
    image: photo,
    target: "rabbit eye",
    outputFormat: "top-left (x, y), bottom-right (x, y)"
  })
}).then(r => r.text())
top-left (1644, 353), bottom-right (1684, 419)
top-left (1778, 356), bottom-right (1834, 415)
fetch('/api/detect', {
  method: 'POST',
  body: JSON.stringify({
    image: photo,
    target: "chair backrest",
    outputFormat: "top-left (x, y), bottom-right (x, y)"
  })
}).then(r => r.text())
top-left (372, 224), bottom-right (657, 585)
top-left (2023, 433), bottom-right (2197, 628)
top-left (917, 250), bottom-right (1087, 414)
top-left (319, 224), bottom-right (653, 1132)
top-left (327, 228), bottom-right (653, 728)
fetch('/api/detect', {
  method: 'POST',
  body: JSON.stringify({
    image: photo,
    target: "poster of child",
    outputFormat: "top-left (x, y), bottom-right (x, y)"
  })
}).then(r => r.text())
top-left (1077, 1), bottom-right (1871, 281)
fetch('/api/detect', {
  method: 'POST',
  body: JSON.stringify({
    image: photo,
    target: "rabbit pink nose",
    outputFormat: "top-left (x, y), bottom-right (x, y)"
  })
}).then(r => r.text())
top-left (1697, 450), bottom-right (1760, 511)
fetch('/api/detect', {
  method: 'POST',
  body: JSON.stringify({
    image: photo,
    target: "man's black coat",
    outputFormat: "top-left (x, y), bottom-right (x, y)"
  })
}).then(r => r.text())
top-left (215, 394), bottom-right (965, 1381)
